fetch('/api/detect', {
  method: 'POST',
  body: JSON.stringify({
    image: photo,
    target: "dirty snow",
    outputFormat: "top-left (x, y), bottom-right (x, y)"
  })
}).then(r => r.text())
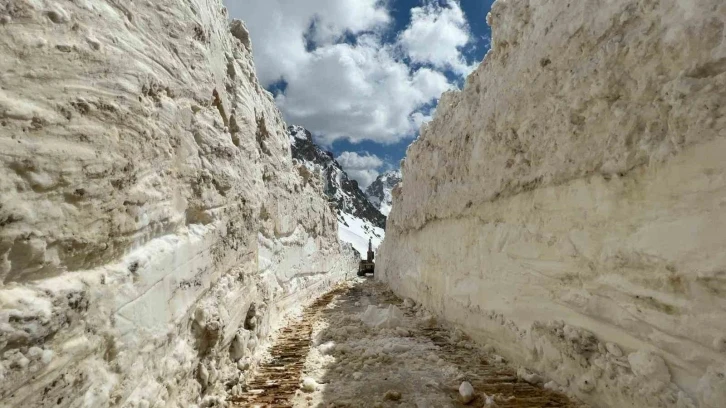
top-left (283, 279), bottom-right (579, 407)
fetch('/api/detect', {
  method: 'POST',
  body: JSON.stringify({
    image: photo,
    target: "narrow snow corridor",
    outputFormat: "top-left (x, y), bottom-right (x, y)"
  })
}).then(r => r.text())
top-left (232, 280), bottom-right (580, 407)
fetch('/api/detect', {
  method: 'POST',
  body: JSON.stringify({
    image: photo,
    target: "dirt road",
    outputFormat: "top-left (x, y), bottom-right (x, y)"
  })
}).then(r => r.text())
top-left (232, 279), bottom-right (581, 407)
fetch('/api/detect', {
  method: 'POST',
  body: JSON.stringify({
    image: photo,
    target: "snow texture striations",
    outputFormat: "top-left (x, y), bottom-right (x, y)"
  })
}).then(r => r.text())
top-left (0, 1), bottom-right (357, 406)
top-left (378, 1), bottom-right (726, 407)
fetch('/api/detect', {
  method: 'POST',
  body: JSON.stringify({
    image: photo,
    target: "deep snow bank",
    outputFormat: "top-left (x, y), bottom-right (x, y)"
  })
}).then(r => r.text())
top-left (0, 0), bottom-right (356, 406)
top-left (378, 0), bottom-right (726, 407)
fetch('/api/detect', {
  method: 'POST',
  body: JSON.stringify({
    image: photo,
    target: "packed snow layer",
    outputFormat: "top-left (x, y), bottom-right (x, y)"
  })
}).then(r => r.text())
top-left (337, 213), bottom-right (383, 260)
top-left (378, 1), bottom-right (726, 407)
top-left (0, 1), bottom-right (357, 406)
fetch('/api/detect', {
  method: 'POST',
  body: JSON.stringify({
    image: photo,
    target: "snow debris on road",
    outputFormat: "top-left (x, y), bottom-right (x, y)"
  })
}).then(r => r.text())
top-left (459, 381), bottom-right (475, 404)
top-left (384, 390), bottom-right (402, 401)
top-left (517, 367), bottom-right (544, 385)
top-left (360, 304), bottom-right (405, 329)
top-left (279, 279), bottom-right (581, 407)
top-left (302, 377), bottom-right (318, 393)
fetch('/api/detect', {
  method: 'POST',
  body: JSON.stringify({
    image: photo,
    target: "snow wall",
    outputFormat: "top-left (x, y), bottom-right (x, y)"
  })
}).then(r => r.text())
top-left (378, 1), bottom-right (726, 407)
top-left (0, 1), bottom-right (357, 406)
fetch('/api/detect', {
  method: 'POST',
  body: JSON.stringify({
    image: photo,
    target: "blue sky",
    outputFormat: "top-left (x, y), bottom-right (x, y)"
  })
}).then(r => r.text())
top-left (225, 0), bottom-right (495, 187)
top-left (330, 0), bottom-right (494, 174)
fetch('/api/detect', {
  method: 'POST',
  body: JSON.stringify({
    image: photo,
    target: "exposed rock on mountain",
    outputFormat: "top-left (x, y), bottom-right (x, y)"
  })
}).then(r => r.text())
top-left (289, 125), bottom-right (386, 257)
top-left (0, 1), bottom-right (356, 406)
top-left (378, 1), bottom-right (726, 407)
top-left (366, 170), bottom-right (402, 216)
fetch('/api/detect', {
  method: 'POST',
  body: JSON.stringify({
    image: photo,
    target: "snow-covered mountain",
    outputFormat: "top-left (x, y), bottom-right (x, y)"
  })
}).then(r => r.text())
top-left (365, 170), bottom-right (402, 216)
top-left (289, 125), bottom-right (386, 258)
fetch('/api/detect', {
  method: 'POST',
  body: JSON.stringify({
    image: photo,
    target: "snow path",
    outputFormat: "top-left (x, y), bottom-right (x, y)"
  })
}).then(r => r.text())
top-left (232, 280), bottom-right (582, 407)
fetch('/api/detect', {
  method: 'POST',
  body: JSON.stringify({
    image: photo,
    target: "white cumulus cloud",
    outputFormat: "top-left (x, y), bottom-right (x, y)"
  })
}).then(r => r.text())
top-left (224, 0), bottom-right (472, 144)
top-left (398, 0), bottom-right (475, 75)
top-left (226, 0), bottom-right (390, 86)
top-left (336, 151), bottom-right (384, 188)
top-left (275, 40), bottom-right (451, 145)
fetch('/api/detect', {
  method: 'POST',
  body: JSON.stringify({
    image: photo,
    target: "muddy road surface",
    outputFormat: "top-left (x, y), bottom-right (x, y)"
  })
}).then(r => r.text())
top-left (232, 279), bottom-right (581, 408)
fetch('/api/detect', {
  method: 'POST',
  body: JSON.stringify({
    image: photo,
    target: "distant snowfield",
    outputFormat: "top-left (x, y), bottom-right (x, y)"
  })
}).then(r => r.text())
top-left (337, 212), bottom-right (384, 259)
top-left (378, 201), bottom-right (393, 216)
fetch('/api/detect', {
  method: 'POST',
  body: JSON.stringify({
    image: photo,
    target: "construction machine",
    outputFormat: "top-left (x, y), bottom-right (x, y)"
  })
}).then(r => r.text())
top-left (357, 238), bottom-right (375, 276)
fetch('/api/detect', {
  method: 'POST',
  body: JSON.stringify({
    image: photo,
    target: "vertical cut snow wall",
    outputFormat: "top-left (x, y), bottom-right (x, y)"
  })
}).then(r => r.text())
top-left (378, 1), bottom-right (726, 407)
top-left (0, 0), bottom-right (357, 406)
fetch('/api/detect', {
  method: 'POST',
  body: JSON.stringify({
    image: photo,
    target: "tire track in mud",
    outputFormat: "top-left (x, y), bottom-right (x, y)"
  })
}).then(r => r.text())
top-left (230, 285), bottom-right (347, 407)
top-left (419, 326), bottom-right (580, 407)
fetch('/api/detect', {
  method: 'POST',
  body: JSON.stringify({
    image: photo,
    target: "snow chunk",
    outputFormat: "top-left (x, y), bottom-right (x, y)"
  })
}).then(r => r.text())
top-left (301, 377), bottom-right (317, 393)
top-left (26, 347), bottom-right (44, 361)
top-left (544, 381), bottom-right (565, 393)
top-left (318, 341), bottom-right (336, 355)
top-left (360, 304), bottom-right (404, 329)
top-left (605, 342), bottom-right (624, 357)
top-left (576, 371), bottom-right (597, 393)
top-left (517, 367), bottom-right (543, 384)
top-left (384, 390), bottom-right (401, 401)
top-left (628, 350), bottom-right (671, 383)
top-left (459, 381), bottom-right (475, 404)
top-left (229, 19), bottom-right (251, 49)
top-left (45, 5), bottom-right (71, 24)
top-left (41, 349), bottom-right (54, 364)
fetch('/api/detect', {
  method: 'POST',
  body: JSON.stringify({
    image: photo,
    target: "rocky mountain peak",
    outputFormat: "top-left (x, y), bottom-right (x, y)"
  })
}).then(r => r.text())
top-left (288, 125), bottom-right (387, 258)
top-left (288, 125), bottom-right (386, 230)
top-left (365, 170), bottom-right (402, 216)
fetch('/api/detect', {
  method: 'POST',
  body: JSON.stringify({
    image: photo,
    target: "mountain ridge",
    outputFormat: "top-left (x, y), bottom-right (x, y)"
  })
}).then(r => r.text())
top-left (365, 169), bottom-right (402, 217)
top-left (289, 125), bottom-right (386, 258)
